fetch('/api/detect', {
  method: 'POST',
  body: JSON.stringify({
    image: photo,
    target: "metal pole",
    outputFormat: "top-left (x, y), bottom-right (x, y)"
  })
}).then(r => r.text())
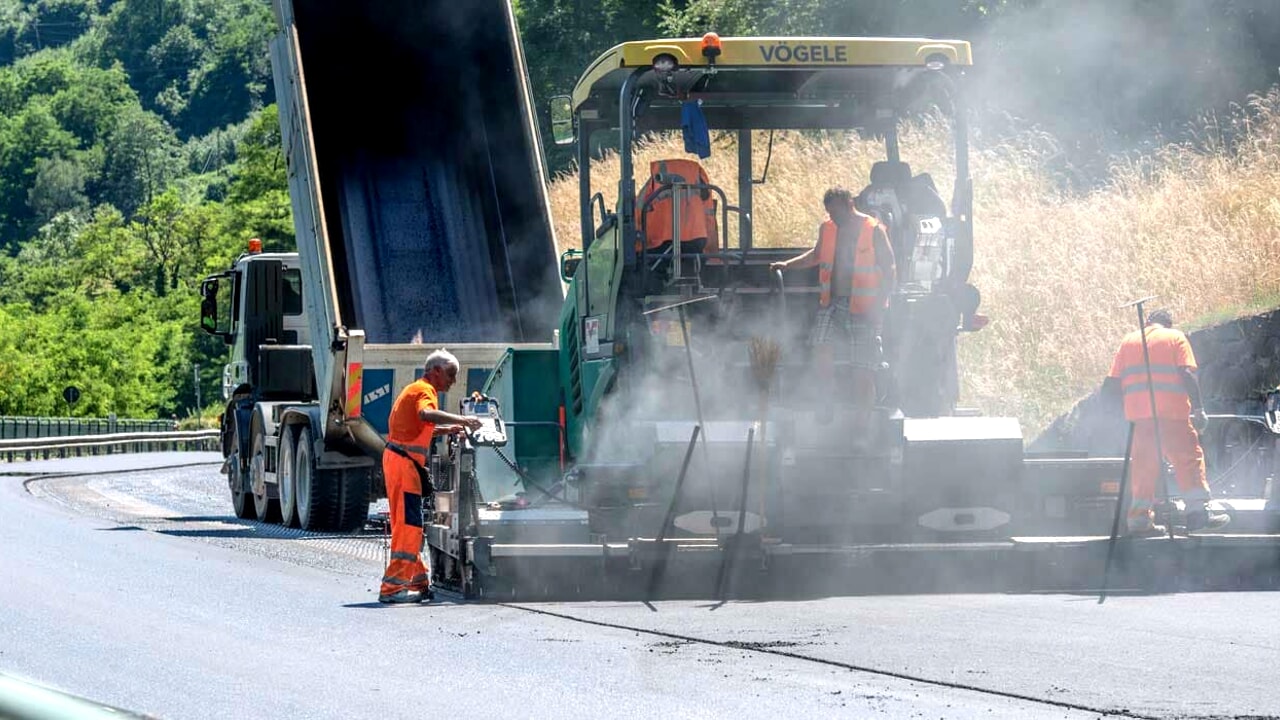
top-left (193, 364), bottom-right (203, 423)
top-left (578, 121), bottom-right (594, 252)
top-left (647, 424), bottom-right (701, 601)
top-left (677, 304), bottom-right (720, 535)
top-left (672, 182), bottom-right (683, 282)
top-left (738, 129), bottom-right (753, 249)
top-left (1134, 301), bottom-right (1175, 539)
top-left (774, 268), bottom-right (787, 317)
top-left (715, 425), bottom-right (755, 603)
top-left (619, 70), bottom-right (641, 269)
top-left (886, 125), bottom-right (901, 164)
top-left (1099, 422), bottom-right (1136, 604)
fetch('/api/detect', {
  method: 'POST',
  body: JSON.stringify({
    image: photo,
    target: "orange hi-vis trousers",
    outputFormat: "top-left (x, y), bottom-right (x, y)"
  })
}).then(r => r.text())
top-left (1128, 417), bottom-right (1210, 521)
top-left (380, 451), bottom-right (430, 596)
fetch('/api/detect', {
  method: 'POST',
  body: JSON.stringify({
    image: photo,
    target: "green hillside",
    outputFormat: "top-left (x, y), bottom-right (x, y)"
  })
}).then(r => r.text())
top-left (0, 0), bottom-right (285, 418)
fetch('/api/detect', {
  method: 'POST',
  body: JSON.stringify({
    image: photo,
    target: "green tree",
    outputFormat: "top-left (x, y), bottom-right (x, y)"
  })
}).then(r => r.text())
top-left (98, 105), bottom-right (181, 217)
top-left (181, 0), bottom-right (273, 136)
top-left (47, 61), bottom-right (136, 146)
top-left (0, 99), bottom-right (79, 246)
top-left (96, 0), bottom-right (189, 110)
top-left (0, 0), bottom-right (96, 62)
top-left (27, 155), bottom-right (89, 224)
top-left (223, 105), bottom-right (291, 250)
top-left (133, 188), bottom-right (227, 295)
top-left (657, 0), bottom-right (990, 36)
top-left (515, 0), bottom-right (662, 169)
top-left (74, 204), bottom-right (148, 296)
top-left (147, 24), bottom-right (203, 122)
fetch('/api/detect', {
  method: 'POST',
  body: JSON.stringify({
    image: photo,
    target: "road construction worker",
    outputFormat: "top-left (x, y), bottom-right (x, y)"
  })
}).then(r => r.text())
top-left (1103, 309), bottom-right (1229, 535)
top-left (771, 186), bottom-right (895, 426)
top-left (379, 349), bottom-right (482, 604)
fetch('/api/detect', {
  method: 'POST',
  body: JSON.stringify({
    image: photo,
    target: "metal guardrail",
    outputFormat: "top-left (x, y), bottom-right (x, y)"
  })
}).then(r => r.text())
top-left (0, 430), bottom-right (220, 463)
top-left (0, 416), bottom-right (178, 440)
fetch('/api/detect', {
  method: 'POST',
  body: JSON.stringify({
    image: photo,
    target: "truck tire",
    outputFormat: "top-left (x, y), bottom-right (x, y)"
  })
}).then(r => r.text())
top-left (250, 416), bottom-right (282, 524)
top-left (277, 426), bottom-right (299, 527)
top-left (293, 425), bottom-right (371, 532)
top-left (294, 426), bottom-right (332, 531)
top-left (333, 468), bottom-right (371, 533)
top-left (228, 420), bottom-right (254, 520)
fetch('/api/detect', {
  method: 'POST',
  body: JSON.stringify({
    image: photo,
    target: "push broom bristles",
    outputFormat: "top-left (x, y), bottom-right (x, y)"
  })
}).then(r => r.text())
top-left (748, 336), bottom-right (781, 393)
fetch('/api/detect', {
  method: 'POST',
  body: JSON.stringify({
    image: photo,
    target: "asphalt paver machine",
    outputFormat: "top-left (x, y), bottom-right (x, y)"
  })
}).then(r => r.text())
top-left (425, 35), bottom-right (1280, 599)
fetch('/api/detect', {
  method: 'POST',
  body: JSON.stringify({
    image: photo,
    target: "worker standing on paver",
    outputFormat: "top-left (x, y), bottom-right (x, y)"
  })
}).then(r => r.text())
top-left (1103, 309), bottom-right (1230, 535)
top-left (379, 349), bottom-right (481, 604)
top-left (772, 187), bottom-right (895, 427)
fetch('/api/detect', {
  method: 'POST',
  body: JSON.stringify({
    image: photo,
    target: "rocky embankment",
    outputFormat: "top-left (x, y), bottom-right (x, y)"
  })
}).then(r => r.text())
top-left (1031, 309), bottom-right (1280, 454)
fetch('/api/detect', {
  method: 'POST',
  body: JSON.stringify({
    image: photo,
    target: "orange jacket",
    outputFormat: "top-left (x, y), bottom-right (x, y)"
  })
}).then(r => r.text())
top-left (1107, 326), bottom-right (1196, 420)
top-left (817, 216), bottom-right (883, 314)
top-left (386, 379), bottom-right (438, 464)
top-left (637, 159), bottom-right (718, 253)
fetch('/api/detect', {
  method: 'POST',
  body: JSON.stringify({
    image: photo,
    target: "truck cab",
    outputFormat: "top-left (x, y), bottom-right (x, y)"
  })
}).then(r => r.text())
top-left (200, 244), bottom-right (310, 403)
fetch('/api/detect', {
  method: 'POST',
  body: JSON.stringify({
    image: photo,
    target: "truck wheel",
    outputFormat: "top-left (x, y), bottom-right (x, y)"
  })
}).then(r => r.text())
top-left (229, 421), bottom-right (254, 520)
top-left (293, 425), bottom-right (370, 532)
top-left (277, 426), bottom-right (299, 527)
top-left (294, 426), bottom-right (329, 531)
top-left (250, 418), bottom-right (282, 523)
top-left (333, 469), bottom-right (371, 533)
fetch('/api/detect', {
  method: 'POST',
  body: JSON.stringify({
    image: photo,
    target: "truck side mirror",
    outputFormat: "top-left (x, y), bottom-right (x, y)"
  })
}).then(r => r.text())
top-left (549, 95), bottom-right (574, 146)
top-left (199, 275), bottom-right (233, 341)
top-left (560, 249), bottom-right (582, 282)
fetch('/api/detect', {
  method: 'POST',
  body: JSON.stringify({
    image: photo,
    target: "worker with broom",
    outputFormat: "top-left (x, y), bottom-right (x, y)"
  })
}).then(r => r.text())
top-left (771, 187), bottom-right (895, 428)
top-left (1102, 308), bottom-right (1230, 535)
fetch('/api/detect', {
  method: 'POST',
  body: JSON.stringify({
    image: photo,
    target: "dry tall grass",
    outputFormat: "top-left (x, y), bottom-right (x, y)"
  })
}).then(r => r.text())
top-left (546, 91), bottom-right (1280, 433)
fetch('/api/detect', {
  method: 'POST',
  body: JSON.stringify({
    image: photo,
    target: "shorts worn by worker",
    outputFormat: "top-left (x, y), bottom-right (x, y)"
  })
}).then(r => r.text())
top-left (380, 449), bottom-right (431, 599)
top-left (1127, 416), bottom-right (1209, 527)
top-left (809, 296), bottom-right (881, 371)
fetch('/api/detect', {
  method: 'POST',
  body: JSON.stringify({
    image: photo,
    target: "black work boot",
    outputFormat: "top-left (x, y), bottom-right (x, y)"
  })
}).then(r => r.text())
top-left (1126, 515), bottom-right (1167, 537)
top-left (378, 589), bottom-right (424, 604)
top-left (1185, 504), bottom-right (1230, 532)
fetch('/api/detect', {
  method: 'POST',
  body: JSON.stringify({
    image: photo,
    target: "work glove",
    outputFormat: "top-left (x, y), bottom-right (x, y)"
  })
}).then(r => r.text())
top-left (1192, 409), bottom-right (1208, 433)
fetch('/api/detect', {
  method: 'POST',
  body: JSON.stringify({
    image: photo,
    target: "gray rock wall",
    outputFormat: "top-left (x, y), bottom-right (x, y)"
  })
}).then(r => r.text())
top-left (1031, 309), bottom-right (1280, 454)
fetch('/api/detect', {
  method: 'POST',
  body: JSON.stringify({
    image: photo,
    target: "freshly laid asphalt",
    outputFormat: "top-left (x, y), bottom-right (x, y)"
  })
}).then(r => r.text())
top-left (1, 453), bottom-right (1276, 719)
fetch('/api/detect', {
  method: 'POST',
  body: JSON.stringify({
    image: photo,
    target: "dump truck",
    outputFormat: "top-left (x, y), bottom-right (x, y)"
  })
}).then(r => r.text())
top-left (197, 0), bottom-right (561, 531)
top-left (421, 34), bottom-right (1280, 598)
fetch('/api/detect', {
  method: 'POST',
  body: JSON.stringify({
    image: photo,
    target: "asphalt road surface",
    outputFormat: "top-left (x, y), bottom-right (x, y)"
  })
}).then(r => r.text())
top-left (1, 453), bottom-right (1276, 719)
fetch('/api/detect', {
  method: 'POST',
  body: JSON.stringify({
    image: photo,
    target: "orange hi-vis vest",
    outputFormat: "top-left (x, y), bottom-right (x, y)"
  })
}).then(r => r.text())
top-left (817, 216), bottom-right (882, 314)
top-left (386, 379), bottom-right (439, 465)
top-left (637, 159), bottom-right (718, 253)
top-left (1107, 325), bottom-right (1197, 421)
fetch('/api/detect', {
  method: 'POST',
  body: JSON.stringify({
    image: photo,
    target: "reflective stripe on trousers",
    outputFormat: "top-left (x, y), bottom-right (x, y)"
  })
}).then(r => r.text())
top-left (380, 451), bottom-right (430, 595)
top-left (1127, 417), bottom-right (1210, 517)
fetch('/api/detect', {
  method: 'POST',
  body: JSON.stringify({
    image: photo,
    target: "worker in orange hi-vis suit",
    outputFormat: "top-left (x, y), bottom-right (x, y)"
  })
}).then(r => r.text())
top-left (1103, 309), bottom-right (1230, 536)
top-left (378, 349), bottom-right (482, 604)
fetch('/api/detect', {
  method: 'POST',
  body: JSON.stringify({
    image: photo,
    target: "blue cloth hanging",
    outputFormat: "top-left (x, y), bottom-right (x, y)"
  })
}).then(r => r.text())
top-left (681, 100), bottom-right (711, 159)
